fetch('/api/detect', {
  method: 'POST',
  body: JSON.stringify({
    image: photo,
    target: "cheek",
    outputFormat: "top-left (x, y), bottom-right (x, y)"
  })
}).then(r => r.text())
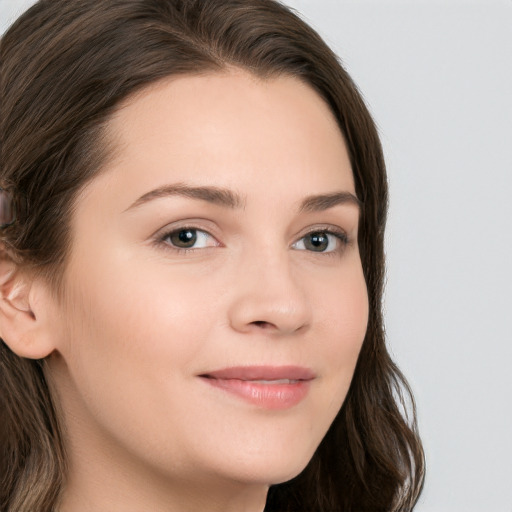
top-left (321, 258), bottom-right (369, 347)
top-left (57, 259), bottom-right (223, 467)
top-left (315, 263), bottom-right (368, 406)
top-left (64, 259), bottom-right (217, 377)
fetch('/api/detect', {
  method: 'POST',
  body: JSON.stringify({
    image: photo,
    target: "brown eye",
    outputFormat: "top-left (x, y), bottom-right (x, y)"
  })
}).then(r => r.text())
top-left (292, 229), bottom-right (348, 254)
top-left (304, 232), bottom-right (329, 251)
top-left (159, 227), bottom-right (220, 253)
top-left (169, 229), bottom-right (198, 248)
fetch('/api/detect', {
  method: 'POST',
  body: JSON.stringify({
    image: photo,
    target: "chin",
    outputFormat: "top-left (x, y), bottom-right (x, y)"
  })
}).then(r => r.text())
top-left (217, 445), bottom-right (315, 487)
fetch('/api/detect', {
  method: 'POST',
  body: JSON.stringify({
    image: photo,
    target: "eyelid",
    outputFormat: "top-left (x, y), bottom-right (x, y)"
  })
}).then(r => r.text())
top-left (292, 225), bottom-right (350, 255)
top-left (153, 221), bottom-right (351, 255)
top-left (296, 224), bottom-right (348, 241)
top-left (153, 220), bottom-right (222, 254)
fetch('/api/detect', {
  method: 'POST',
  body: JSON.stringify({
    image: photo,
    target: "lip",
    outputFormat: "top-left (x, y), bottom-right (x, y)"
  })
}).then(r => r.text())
top-left (201, 365), bottom-right (316, 381)
top-left (198, 365), bottom-right (315, 410)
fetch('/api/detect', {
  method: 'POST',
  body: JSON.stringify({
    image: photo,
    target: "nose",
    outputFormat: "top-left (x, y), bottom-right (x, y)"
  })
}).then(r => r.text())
top-left (227, 248), bottom-right (312, 337)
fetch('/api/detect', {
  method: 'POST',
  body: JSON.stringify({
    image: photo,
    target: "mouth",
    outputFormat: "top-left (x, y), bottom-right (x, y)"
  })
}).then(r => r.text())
top-left (199, 365), bottom-right (316, 381)
top-left (198, 365), bottom-right (315, 409)
top-left (210, 378), bottom-right (299, 384)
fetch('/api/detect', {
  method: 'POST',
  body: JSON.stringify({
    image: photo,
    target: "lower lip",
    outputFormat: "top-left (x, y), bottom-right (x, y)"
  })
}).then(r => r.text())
top-left (200, 377), bottom-right (311, 409)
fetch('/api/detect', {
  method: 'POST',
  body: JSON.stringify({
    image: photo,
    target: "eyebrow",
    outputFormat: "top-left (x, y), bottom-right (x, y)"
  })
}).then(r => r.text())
top-left (124, 182), bottom-right (362, 213)
top-left (124, 183), bottom-right (245, 211)
top-left (299, 191), bottom-right (362, 213)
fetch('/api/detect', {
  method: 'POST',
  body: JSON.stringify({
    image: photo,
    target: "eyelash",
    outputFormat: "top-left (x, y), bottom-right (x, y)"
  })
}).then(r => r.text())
top-left (155, 224), bottom-right (350, 257)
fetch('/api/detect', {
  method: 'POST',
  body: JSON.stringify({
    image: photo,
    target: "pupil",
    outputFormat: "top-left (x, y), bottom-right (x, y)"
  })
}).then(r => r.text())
top-left (306, 232), bottom-right (328, 251)
top-left (172, 229), bottom-right (197, 247)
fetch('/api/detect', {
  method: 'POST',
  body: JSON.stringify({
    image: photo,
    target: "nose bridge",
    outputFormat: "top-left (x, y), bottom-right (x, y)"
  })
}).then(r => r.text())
top-left (227, 238), bottom-right (312, 336)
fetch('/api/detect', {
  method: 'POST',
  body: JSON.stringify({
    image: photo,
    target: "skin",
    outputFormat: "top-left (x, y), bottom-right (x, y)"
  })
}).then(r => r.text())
top-left (5, 69), bottom-right (369, 511)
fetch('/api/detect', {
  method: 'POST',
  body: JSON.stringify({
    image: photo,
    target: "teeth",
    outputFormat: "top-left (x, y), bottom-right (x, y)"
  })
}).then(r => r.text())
top-left (249, 379), bottom-right (297, 384)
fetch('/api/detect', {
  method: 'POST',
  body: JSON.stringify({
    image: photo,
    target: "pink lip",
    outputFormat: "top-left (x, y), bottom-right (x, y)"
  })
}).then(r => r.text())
top-left (202, 365), bottom-right (315, 381)
top-left (199, 365), bottom-right (315, 410)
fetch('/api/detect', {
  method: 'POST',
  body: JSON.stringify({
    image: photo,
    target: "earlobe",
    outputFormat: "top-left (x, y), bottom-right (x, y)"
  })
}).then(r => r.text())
top-left (0, 250), bottom-right (56, 359)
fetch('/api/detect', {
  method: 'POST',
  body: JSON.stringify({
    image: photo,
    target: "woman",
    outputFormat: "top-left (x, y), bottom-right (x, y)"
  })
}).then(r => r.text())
top-left (0, 0), bottom-right (425, 511)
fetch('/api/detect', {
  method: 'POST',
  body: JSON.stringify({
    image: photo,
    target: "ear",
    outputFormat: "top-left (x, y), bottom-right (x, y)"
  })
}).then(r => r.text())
top-left (0, 249), bottom-right (57, 359)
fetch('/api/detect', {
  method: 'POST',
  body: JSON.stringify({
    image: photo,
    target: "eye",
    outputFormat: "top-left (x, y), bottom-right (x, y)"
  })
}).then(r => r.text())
top-left (292, 229), bottom-right (348, 254)
top-left (159, 227), bottom-right (219, 252)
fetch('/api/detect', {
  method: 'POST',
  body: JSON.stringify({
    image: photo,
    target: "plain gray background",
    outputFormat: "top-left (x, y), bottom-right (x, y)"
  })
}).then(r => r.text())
top-left (2, 1), bottom-right (511, 511)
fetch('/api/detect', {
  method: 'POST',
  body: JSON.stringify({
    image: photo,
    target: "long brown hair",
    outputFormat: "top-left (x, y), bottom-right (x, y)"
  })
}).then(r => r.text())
top-left (0, 1), bottom-right (425, 510)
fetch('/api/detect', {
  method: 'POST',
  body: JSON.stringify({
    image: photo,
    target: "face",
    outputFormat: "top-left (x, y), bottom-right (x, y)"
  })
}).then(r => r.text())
top-left (49, 69), bottom-right (368, 501)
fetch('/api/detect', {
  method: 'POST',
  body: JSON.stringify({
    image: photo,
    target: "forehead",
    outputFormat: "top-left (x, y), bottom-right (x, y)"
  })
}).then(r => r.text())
top-left (80, 69), bottom-right (355, 216)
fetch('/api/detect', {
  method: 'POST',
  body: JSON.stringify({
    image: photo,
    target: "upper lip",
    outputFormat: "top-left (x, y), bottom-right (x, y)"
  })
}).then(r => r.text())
top-left (199, 365), bottom-right (316, 381)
